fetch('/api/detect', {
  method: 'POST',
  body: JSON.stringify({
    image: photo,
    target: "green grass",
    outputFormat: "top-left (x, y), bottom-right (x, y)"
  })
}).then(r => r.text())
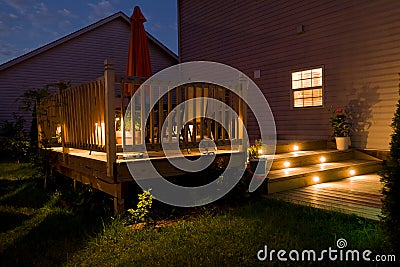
top-left (0, 163), bottom-right (110, 266)
top-left (0, 162), bottom-right (392, 266)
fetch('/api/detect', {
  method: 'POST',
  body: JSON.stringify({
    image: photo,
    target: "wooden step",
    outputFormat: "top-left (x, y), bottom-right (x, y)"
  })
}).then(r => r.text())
top-left (274, 140), bottom-right (328, 154)
top-left (267, 149), bottom-right (354, 170)
top-left (267, 159), bottom-right (382, 193)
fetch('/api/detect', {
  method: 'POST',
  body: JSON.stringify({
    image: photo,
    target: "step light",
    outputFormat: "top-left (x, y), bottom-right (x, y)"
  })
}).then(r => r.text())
top-left (293, 145), bottom-right (299, 151)
top-left (284, 161), bottom-right (291, 168)
top-left (319, 156), bottom-right (326, 163)
top-left (349, 169), bottom-right (356, 176)
top-left (313, 176), bottom-right (320, 183)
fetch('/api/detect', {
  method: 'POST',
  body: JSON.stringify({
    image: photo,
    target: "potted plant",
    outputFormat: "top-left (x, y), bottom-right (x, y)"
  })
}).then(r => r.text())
top-left (248, 144), bottom-right (266, 175)
top-left (330, 108), bottom-right (351, 150)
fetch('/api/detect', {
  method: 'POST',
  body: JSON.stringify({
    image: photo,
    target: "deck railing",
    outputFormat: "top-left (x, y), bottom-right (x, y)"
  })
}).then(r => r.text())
top-left (37, 60), bottom-right (247, 178)
top-left (118, 80), bottom-right (246, 151)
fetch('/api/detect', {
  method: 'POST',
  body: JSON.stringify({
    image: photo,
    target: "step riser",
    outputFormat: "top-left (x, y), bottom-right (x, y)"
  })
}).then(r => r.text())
top-left (274, 140), bottom-right (327, 154)
top-left (267, 162), bottom-right (382, 194)
top-left (269, 150), bottom-right (354, 170)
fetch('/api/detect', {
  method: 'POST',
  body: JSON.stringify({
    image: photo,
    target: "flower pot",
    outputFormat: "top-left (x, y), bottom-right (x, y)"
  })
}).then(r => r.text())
top-left (335, 136), bottom-right (350, 150)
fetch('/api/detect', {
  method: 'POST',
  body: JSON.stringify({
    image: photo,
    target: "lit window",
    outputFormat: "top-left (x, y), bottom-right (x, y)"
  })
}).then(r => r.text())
top-left (292, 67), bottom-right (323, 108)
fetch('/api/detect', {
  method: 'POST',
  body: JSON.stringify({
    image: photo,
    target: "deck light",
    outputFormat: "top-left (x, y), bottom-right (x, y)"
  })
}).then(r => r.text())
top-left (284, 161), bottom-right (291, 168)
top-left (258, 149), bottom-right (264, 155)
top-left (313, 176), bottom-right (320, 182)
top-left (293, 145), bottom-right (299, 151)
top-left (319, 156), bottom-right (326, 163)
top-left (349, 169), bottom-right (356, 176)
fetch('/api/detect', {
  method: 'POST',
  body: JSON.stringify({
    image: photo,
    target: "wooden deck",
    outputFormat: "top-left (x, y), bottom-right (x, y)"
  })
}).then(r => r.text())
top-left (268, 174), bottom-right (383, 221)
top-left (49, 146), bottom-right (244, 213)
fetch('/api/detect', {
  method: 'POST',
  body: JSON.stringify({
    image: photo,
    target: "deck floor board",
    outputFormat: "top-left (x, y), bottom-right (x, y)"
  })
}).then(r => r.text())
top-left (268, 174), bottom-right (383, 220)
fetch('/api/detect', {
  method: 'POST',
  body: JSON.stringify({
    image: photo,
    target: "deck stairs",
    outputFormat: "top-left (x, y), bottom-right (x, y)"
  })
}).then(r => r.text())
top-left (259, 140), bottom-right (382, 194)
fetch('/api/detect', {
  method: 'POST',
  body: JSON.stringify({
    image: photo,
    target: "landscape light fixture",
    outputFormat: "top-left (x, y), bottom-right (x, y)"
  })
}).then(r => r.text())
top-left (313, 176), bottom-right (320, 183)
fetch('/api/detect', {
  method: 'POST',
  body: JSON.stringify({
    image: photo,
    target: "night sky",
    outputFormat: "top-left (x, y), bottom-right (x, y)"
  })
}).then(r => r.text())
top-left (0, 0), bottom-right (178, 64)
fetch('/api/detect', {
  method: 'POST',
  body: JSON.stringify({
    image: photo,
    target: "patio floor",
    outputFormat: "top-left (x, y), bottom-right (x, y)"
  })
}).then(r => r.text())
top-left (268, 174), bottom-right (383, 221)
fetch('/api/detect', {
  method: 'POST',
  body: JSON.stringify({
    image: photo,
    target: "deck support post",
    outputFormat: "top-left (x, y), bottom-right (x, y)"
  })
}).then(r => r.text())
top-left (104, 60), bottom-right (117, 179)
top-left (113, 183), bottom-right (127, 215)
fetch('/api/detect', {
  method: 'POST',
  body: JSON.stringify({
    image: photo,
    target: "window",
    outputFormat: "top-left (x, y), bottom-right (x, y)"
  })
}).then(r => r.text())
top-left (292, 67), bottom-right (323, 108)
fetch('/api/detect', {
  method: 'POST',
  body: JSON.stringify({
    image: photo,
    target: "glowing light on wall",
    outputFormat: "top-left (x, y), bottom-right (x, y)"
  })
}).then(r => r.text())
top-left (319, 156), bottom-right (326, 163)
top-left (95, 122), bottom-right (105, 146)
top-left (55, 125), bottom-right (62, 143)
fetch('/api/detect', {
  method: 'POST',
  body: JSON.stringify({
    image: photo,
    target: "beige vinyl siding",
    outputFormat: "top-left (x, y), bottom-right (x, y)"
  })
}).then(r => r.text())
top-left (0, 16), bottom-right (177, 131)
top-left (179, 0), bottom-right (400, 149)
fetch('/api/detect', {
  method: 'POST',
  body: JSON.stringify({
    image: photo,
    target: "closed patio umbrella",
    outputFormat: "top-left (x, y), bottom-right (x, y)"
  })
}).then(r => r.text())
top-left (125, 6), bottom-right (152, 96)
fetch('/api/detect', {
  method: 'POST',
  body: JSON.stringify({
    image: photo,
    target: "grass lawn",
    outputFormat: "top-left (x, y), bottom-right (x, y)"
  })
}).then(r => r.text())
top-left (0, 162), bottom-right (393, 266)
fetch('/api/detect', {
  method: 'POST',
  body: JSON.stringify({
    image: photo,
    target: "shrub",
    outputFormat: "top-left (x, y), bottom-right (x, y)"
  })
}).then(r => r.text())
top-left (127, 189), bottom-right (153, 224)
top-left (379, 74), bottom-right (400, 254)
top-left (0, 114), bottom-right (30, 163)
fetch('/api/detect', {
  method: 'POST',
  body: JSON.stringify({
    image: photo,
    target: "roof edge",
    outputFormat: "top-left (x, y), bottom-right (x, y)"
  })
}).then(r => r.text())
top-left (0, 11), bottom-right (177, 71)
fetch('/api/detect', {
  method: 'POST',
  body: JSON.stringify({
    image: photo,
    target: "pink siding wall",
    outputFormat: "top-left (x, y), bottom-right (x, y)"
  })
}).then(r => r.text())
top-left (0, 16), bottom-right (177, 131)
top-left (178, 0), bottom-right (400, 150)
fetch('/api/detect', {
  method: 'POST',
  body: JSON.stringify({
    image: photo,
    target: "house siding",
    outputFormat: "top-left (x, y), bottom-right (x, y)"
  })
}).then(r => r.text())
top-left (0, 15), bottom-right (177, 131)
top-left (178, 0), bottom-right (400, 150)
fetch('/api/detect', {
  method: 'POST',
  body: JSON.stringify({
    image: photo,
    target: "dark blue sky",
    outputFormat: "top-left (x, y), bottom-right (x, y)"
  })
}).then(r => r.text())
top-left (0, 0), bottom-right (178, 64)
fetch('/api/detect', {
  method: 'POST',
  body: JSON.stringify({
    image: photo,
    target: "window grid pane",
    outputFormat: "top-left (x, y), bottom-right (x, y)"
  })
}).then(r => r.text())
top-left (292, 68), bottom-right (323, 108)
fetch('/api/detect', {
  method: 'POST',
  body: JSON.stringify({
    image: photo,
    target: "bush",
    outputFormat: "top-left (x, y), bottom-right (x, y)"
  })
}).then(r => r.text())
top-left (126, 189), bottom-right (153, 224)
top-left (0, 114), bottom-right (30, 163)
top-left (379, 74), bottom-right (400, 255)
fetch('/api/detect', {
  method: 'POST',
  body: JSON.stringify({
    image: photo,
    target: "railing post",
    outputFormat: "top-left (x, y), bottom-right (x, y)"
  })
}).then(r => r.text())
top-left (104, 60), bottom-right (116, 178)
top-left (57, 81), bottom-right (69, 159)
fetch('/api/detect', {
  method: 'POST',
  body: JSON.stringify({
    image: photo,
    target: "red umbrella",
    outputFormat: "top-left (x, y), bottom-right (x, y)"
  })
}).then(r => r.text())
top-left (125, 6), bottom-right (152, 96)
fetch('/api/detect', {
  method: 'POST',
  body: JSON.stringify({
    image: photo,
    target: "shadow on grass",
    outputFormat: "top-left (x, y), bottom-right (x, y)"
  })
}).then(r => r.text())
top-left (0, 208), bottom-right (108, 267)
top-left (0, 162), bottom-right (114, 267)
top-left (0, 211), bottom-right (32, 233)
top-left (0, 179), bottom-right (49, 209)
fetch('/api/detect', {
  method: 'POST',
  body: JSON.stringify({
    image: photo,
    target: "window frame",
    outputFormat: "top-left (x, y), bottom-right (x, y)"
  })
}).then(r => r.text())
top-left (291, 66), bottom-right (325, 109)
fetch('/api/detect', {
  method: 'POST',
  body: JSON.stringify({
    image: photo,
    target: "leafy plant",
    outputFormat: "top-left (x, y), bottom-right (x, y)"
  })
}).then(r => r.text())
top-left (17, 83), bottom-right (69, 188)
top-left (18, 82), bottom-right (69, 148)
top-left (123, 108), bottom-right (142, 132)
top-left (127, 189), bottom-right (153, 224)
top-left (248, 145), bottom-right (260, 160)
top-left (379, 74), bottom-right (400, 255)
top-left (330, 108), bottom-right (351, 137)
top-left (0, 114), bottom-right (30, 163)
